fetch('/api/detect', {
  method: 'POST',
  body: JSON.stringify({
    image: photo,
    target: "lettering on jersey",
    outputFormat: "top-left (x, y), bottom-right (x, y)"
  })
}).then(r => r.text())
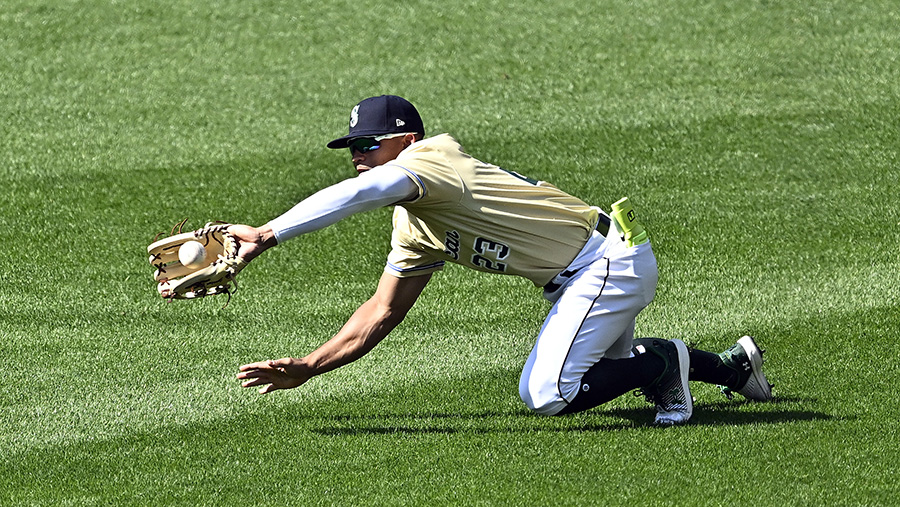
top-left (444, 230), bottom-right (461, 260)
top-left (472, 237), bottom-right (510, 272)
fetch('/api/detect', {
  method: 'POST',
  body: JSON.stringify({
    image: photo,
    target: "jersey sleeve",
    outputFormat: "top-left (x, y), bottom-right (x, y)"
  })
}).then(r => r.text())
top-left (384, 207), bottom-right (445, 278)
top-left (382, 134), bottom-right (466, 207)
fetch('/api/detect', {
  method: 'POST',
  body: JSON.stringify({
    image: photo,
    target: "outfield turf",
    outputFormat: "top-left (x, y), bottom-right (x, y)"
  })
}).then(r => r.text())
top-left (2, 0), bottom-right (899, 504)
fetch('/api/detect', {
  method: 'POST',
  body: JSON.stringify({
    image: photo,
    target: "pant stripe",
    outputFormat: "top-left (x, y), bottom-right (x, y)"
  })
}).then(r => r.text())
top-left (555, 257), bottom-right (611, 406)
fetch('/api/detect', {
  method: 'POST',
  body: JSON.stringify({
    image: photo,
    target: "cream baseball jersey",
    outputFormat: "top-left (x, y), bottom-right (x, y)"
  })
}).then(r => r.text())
top-left (384, 134), bottom-right (600, 287)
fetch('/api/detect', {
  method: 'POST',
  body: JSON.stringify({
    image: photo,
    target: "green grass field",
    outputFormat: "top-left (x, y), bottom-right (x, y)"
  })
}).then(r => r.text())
top-left (2, 0), bottom-right (899, 504)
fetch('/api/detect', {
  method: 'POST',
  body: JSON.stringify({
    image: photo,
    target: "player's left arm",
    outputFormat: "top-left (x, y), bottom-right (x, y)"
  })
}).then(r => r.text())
top-left (225, 167), bottom-right (417, 264)
top-left (237, 271), bottom-right (431, 394)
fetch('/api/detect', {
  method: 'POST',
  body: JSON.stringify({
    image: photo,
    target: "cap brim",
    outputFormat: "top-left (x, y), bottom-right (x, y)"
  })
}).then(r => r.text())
top-left (326, 135), bottom-right (354, 149)
top-left (326, 130), bottom-right (390, 149)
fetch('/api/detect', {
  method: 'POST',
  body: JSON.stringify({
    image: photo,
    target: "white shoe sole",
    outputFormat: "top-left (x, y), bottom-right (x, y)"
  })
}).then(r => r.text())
top-left (737, 336), bottom-right (772, 401)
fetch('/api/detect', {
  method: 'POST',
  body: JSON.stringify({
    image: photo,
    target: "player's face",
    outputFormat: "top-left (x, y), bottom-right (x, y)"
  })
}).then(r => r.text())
top-left (350, 136), bottom-right (410, 174)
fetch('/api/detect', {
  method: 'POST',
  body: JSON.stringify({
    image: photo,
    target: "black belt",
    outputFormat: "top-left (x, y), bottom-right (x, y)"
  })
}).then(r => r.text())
top-left (544, 213), bottom-right (612, 293)
top-left (596, 212), bottom-right (611, 237)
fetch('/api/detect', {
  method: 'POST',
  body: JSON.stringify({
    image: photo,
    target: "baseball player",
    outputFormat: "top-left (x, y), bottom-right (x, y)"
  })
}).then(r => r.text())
top-left (232, 95), bottom-right (772, 424)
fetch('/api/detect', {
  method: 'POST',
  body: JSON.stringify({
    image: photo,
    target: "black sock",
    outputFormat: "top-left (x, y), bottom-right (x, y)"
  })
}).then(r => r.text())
top-left (688, 348), bottom-right (740, 388)
top-left (556, 352), bottom-right (665, 415)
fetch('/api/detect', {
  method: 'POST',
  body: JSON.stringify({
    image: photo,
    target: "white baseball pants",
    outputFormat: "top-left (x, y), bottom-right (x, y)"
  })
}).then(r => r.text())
top-left (519, 226), bottom-right (658, 415)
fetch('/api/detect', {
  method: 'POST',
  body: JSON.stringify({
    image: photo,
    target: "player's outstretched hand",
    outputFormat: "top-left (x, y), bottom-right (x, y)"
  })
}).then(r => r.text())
top-left (237, 358), bottom-right (313, 394)
top-left (226, 224), bottom-right (277, 264)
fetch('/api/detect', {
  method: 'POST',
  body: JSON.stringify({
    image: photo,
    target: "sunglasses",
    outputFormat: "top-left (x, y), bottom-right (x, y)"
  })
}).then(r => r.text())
top-left (348, 137), bottom-right (381, 154)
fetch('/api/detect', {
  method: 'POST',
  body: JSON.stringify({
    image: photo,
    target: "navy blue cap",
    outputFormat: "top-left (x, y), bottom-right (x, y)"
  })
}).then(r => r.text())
top-left (326, 95), bottom-right (425, 149)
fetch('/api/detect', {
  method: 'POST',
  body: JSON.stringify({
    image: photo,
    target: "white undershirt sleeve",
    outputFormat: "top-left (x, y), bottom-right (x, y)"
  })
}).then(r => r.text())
top-left (266, 166), bottom-right (419, 244)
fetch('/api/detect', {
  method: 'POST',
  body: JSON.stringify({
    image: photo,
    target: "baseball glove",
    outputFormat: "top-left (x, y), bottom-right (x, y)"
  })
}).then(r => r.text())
top-left (147, 220), bottom-right (247, 301)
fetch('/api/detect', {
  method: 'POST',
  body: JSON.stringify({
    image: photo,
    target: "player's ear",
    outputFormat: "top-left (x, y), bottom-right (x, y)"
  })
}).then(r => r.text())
top-left (403, 133), bottom-right (418, 148)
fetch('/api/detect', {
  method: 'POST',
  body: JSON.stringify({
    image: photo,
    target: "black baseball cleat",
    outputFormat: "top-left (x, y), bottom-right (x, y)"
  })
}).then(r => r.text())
top-left (719, 335), bottom-right (773, 401)
top-left (637, 339), bottom-right (693, 425)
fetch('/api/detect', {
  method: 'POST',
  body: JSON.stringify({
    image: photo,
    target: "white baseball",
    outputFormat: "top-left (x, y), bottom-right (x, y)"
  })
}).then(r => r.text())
top-left (178, 241), bottom-right (207, 269)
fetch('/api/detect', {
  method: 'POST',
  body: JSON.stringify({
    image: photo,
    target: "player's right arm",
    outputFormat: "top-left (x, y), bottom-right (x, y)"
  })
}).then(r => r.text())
top-left (236, 271), bottom-right (431, 393)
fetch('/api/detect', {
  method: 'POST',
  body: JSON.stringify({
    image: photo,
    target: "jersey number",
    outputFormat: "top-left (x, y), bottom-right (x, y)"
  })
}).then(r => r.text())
top-left (445, 231), bottom-right (511, 272)
top-left (472, 237), bottom-right (509, 272)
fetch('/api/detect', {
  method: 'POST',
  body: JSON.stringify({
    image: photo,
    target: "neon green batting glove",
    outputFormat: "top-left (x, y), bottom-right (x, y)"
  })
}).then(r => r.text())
top-left (611, 197), bottom-right (649, 247)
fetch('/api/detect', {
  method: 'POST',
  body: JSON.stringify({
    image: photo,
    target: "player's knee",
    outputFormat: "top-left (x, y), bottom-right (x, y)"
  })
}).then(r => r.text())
top-left (520, 354), bottom-right (569, 415)
top-left (519, 376), bottom-right (564, 416)
top-left (519, 381), bottom-right (538, 412)
top-left (522, 395), bottom-right (564, 416)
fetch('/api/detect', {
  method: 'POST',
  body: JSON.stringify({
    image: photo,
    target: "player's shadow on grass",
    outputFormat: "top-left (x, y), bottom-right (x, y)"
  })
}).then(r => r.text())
top-left (301, 361), bottom-right (827, 435)
top-left (602, 396), bottom-right (830, 428)
top-left (310, 396), bottom-right (829, 436)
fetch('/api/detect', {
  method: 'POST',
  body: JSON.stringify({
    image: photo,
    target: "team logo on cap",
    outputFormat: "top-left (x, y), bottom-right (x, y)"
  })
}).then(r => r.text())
top-left (350, 105), bottom-right (359, 128)
top-left (396, 119), bottom-right (405, 127)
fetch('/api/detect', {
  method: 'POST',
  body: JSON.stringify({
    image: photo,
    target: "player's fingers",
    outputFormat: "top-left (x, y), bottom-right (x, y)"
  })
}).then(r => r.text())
top-left (259, 384), bottom-right (280, 394)
top-left (238, 361), bottom-right (273, 372)
top-left (236, 369), bottom-right (265, 380)
top-left (266, 358), bottom-right (294, 369)
top-left (240, 376), bottom-right (271, 388)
